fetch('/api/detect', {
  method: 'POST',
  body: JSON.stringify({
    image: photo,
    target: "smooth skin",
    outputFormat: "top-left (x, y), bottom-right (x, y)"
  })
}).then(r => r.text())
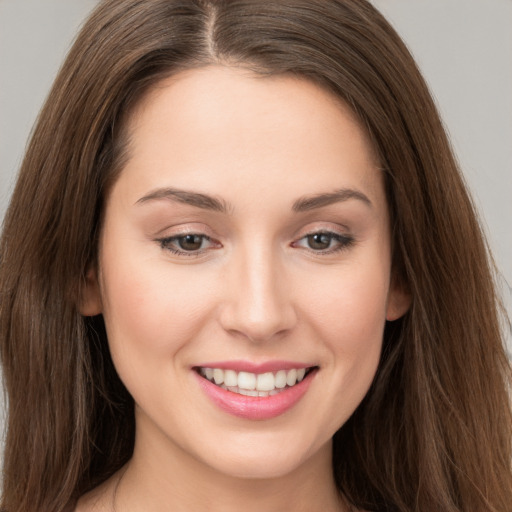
top-left (77, 66), bottom-right (409, 512)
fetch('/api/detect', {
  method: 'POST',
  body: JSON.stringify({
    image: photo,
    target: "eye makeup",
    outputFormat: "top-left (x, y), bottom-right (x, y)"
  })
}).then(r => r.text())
top-left (292, 230), bottom-right (355, 255)
top-left (154, 227), bottom-right (356, 259)
top-left (156, 233), bottom-right (221, 257)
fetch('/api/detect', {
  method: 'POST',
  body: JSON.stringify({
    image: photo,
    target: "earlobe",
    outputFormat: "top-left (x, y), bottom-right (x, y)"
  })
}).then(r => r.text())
top-left (79, 266), bottom-right (103, 316)
top-left (386, 279), bottom-right (411, 321)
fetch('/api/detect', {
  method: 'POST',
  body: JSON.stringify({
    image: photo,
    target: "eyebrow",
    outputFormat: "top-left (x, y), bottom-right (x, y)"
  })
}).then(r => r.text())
top-left (292, 188), bottom-right (373, 212)
top-left (136, 187), bottom-right (230, 213)
top-left (135, 186), bottom-right (372, 213)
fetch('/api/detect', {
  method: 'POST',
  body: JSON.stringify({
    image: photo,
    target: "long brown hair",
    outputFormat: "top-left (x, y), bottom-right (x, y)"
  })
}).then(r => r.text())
top-left (1, 1), bottom-right (510, 510)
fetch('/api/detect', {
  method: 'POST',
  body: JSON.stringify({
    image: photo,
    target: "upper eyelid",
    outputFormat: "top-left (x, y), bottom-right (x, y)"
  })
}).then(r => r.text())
top-left (154, 222), bottom-right (214, 237)
top-left (294, 225), bottom-right (350, 239)
top-left (154, 220), bottom-right (353, 241)
top-left (159, 231), bottom-right (210, 238)
top-left (155, 226), bottom-right (351, 241)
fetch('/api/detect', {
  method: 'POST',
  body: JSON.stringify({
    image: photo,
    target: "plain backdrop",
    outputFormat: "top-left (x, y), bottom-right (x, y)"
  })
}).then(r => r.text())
top-left (0, 0), bottom-right (511, 452)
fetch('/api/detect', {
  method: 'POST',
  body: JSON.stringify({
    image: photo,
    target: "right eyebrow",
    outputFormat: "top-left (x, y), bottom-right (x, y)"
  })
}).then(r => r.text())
top-left (135, 187), bottom-right (232, 214)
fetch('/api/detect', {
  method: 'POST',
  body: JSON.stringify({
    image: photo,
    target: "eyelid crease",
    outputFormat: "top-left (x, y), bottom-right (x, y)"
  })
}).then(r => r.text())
top-left (152, 221), bottom-right (216, 238)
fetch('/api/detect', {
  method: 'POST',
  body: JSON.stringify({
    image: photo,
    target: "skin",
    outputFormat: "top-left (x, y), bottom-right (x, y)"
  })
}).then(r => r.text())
top-left (77, 66), bottom-right (409, 512)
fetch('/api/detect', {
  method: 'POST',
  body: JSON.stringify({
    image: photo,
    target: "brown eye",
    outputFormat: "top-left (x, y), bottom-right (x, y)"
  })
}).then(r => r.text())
top-left (158, 233), bottom-right (216, 255)
top-left (178, 234), bottom-right (204, 251)
top-left (292, 231), bottom-right (355, 254)
top-left (307, 233), bottom-right (333, 250)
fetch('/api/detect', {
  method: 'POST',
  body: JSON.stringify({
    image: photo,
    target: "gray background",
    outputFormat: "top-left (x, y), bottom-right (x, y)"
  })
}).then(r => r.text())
top-left (0, 0), bottom-right (511, 449)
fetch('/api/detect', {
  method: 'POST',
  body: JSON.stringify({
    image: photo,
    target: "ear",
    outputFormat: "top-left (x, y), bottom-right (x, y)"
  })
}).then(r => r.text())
top-left (79, 266), bottom-right (102, 316)
top-left (386, 276), bottom-right (411, 321)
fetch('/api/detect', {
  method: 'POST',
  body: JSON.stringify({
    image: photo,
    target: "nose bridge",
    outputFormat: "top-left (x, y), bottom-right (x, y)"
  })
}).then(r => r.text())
top-left (220, 238), bottom-right (295, 342)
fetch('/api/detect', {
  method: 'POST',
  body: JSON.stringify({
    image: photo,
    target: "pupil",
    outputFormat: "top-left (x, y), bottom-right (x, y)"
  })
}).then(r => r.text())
top-left (179, 235), bottom-right (202, 251)
top-left (308, 233), bottom-right (331, 250)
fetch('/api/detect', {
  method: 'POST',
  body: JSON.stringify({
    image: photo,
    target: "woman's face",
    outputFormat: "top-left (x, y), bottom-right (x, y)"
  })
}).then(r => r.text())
top-left (83, 66), bottom-right (408, 479)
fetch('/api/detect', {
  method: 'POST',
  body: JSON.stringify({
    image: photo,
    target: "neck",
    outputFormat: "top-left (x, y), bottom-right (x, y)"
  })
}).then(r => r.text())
top-left (115, 412), bottom-right (346, 512)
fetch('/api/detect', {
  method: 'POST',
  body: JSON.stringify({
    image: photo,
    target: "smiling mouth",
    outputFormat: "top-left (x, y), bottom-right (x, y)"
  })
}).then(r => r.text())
top-left (195, 366), bottom-right (317, 397)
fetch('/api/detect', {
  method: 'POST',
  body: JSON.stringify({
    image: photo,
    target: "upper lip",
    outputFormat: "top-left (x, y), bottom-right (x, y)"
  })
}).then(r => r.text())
top-left (193, 360), bottom-right (316, 374)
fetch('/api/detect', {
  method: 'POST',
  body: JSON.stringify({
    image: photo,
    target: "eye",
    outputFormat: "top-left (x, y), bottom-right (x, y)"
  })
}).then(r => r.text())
top-left (157, 233), bottom-right (218, 256)
top-left (293, 231), bottom-right (354, 254)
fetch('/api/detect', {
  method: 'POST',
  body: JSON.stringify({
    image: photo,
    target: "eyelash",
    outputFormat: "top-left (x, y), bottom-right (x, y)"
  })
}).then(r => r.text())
top-left (156, 230), bottom-right (355, 257)
top-left (157, 233), bottom-right (217, 257)
top-left (292, 231), bottom-right (355, 254)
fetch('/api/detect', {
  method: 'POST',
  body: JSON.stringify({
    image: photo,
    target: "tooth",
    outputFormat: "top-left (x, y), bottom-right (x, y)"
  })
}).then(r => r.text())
top-left (238, 371), bottom-right (256, 390)
top-left (274, 370), bottom-right (287, 389)
top-left (286, 369), bottom-right (297, 386)
top-left (238, 388), bottom-right (258, 396)
top-left (213, 368), bottom-right (224, 385)
top-left (256, 372), bottom-right (275, 391)
top-left (224, 369), bottom-right (238, 387)
top-left (207, 367), bottom-right (307, 392)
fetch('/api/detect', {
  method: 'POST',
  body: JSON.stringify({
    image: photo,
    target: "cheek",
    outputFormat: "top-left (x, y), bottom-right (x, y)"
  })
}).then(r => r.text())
top-left (98, 243), bottom-right (217, 363)
top-left (308, 258), bottom-right (390, 341)
top-left (300, 254), bottom-right (390, 395)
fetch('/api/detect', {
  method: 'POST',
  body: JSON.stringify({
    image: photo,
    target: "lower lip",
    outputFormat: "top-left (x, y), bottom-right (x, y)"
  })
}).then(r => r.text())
top-left (194, 369), bottom-right (316, 420)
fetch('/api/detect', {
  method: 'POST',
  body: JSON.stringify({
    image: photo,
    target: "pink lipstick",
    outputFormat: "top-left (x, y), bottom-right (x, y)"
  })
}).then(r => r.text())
top-left (193, 362), bottom-right (318, 420)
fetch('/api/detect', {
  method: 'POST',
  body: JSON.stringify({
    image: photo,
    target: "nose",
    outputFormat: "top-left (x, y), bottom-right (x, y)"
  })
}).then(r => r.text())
top-left (219, 244), bottom-right (297, 343)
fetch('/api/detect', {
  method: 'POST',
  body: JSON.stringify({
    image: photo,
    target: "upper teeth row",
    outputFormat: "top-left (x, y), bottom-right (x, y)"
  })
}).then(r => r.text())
top-left (199, 367), bottom-right (307, 391)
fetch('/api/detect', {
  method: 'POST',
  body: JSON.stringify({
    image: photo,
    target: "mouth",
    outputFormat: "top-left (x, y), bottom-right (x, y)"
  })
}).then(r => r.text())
top-left (194, 366), bottom-right (318, 398)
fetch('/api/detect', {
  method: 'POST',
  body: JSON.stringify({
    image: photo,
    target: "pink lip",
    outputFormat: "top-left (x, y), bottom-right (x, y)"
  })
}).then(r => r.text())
top-left (194, 367), bottom-right (317, 421)
top-left (194, 360), bottom-right (312, 373)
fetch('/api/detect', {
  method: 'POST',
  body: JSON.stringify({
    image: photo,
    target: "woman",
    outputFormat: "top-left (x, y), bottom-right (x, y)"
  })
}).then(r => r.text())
top-left (0, 1), bottom-right (510, 511)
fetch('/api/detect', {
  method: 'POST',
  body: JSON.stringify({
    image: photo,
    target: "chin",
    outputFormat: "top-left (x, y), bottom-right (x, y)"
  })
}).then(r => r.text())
top-left (211, 455), bottom-right (306, 481)
top-left (194, 432), bottom-right (329, 481)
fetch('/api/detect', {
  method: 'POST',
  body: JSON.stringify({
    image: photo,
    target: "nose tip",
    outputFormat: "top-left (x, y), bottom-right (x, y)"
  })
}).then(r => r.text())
top-left (219, 256), bottom-right (297, 343)
top-left (225, 293), bottom-right (295, 343)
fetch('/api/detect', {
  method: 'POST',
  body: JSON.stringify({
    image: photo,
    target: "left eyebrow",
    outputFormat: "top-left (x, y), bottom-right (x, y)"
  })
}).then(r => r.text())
top-left (292, 188), bottom-right (373, 212)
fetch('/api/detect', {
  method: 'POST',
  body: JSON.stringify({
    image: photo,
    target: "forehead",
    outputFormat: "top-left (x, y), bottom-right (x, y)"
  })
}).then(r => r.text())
top-left (115, 65), bottom-right (384, 211)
